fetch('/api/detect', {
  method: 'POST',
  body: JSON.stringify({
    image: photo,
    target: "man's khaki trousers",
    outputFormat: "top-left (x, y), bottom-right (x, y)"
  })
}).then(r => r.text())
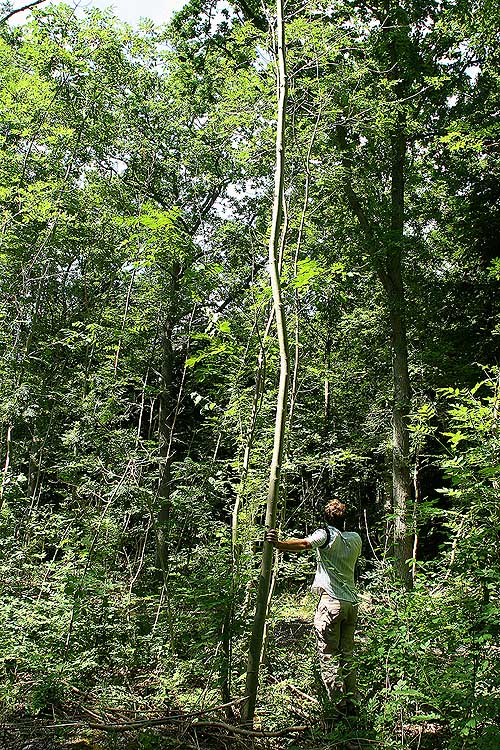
top-left (314, 592), bottom-right (358, 705)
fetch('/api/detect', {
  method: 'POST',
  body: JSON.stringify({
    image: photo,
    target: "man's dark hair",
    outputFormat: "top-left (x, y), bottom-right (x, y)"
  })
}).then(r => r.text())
top-left (324, 498), bottom-right (346, 525)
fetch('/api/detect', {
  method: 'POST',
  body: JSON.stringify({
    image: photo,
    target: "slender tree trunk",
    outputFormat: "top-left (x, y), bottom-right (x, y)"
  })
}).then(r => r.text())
top-left (339, 119), bottom-right (413, 586)
top-left (156, 317), bottom-right (174, 566)
top-left (27, 436), bottom-right (37, 499)
top-left (288, 110), bottom-right (319, 431)
top-left (222, 310), bottom-right (272, 711)
top-left (153, 309), bottom-right (177, 648)
top-left (242, 0), bottom-right (289, 724)
top-left (412, 452), bottom-right (420, 583)
top-left (156, 265), bottom-right (180, 569)
top-left (231, 310), bottom-right (273, 550)
top-left (0, 423), bottom-right (12, 509)
top-left (491, 371), bottom-right (500, 493)
top-left (382, 449), bottom-right (394, 560)
top-left (324, 334), bottom-right (331, 428)
top-left (113, 267), bottom-right (136, 376)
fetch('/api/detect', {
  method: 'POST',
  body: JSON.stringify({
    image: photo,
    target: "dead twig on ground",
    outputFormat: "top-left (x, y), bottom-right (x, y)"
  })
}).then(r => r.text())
top-left (186, 721), bottom-right (308, 738)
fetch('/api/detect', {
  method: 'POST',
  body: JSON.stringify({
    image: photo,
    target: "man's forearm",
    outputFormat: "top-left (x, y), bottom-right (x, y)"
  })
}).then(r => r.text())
top-left (273, 538), bottom-right (311, 552)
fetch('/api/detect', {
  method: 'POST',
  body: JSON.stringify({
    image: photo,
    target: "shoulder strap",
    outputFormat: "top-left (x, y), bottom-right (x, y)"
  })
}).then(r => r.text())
top-left (318, 525), bottom-right (331, 550)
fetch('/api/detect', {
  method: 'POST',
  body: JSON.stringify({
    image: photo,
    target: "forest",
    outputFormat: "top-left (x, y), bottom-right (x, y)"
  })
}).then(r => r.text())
top-left (0, 0), bottom-right (499, 748)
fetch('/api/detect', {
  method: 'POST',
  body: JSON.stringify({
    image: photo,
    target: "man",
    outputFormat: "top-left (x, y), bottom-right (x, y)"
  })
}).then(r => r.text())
top-left (266, 499), bottom-right (362, 716)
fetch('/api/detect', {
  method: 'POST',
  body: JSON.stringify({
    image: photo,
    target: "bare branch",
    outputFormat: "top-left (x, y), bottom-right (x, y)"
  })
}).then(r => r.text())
top-left (1, 0), bottom-right (47, 24)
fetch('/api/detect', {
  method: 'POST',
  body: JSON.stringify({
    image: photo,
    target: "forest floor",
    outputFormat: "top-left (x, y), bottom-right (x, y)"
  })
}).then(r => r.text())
top-left (0, 602), bottom-right (453, 750)
top-left (2, 586), bottom-right (490, 750)
top-left (1, 700), bottom-right (450, 750)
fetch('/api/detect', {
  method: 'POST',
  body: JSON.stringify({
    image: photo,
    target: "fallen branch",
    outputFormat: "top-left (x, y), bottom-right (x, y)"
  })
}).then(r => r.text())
top-left (43, 696), bottom-right (247, 731)
top-left (44, 715), bottom-right (307, 738)
top-left (327, 741), bottom-right (382, 747)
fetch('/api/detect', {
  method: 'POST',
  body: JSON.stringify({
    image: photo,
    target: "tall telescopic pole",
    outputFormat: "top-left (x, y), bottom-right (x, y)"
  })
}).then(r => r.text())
top-left (242, 0), bottom-right (289, 726)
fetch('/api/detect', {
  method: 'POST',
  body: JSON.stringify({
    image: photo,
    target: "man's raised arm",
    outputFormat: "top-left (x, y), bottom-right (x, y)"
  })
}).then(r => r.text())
top-left (265, 528), bottom-right (312, 552)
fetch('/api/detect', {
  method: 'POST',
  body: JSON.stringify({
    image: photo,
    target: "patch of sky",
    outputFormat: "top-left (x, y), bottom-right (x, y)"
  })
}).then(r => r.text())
top-left (7, 0), bottom-right (187, 28)
top-left (255, 46), bottom-right (271, 71)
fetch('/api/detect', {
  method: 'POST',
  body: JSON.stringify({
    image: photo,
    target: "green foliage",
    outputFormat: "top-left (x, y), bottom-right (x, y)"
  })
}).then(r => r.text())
top-left (354, 573), bottom-right (498, 748)
top-left (0, 0), bottom-right (499, 748)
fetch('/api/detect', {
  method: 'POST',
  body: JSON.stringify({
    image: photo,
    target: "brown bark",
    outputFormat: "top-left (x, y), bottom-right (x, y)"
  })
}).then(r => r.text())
top-left (384, 127), bottom-right (413, 589)
top-left (336, 119), bottom-right (413, 589)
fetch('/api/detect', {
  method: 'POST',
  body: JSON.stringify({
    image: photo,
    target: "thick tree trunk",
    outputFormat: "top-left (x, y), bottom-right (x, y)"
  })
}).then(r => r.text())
top-left (385, 129), bottom-right (413, 590)
top-left (242, 0), bottom-right (289, 724)
top-left (337, 122), bottom-right (413, 587)
top-left (386, 282), bottom-right (413, 588)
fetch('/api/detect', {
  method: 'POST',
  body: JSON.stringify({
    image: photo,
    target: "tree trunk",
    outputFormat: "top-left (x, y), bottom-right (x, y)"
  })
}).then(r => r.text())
top-left (241, 0), bottom-right (289, 724)
top-left (384, 128), bottom-right (413, 590)
top-left (324, 334), bottom-right (331, 428)
top-left (0, 423), bottom-right (12, 509)
top-left (156, 318), bottom-right (174, 568)
top-left (221, 310), bottom-right (271, 711)
top-left (156, 265), bottom-right (180, 570)
top-left (387, 284), bottom-right (413, 588)
top-left (337, 119), bottom-right (413, 588)
top-left (231, 310), bottom-right (273, 550)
